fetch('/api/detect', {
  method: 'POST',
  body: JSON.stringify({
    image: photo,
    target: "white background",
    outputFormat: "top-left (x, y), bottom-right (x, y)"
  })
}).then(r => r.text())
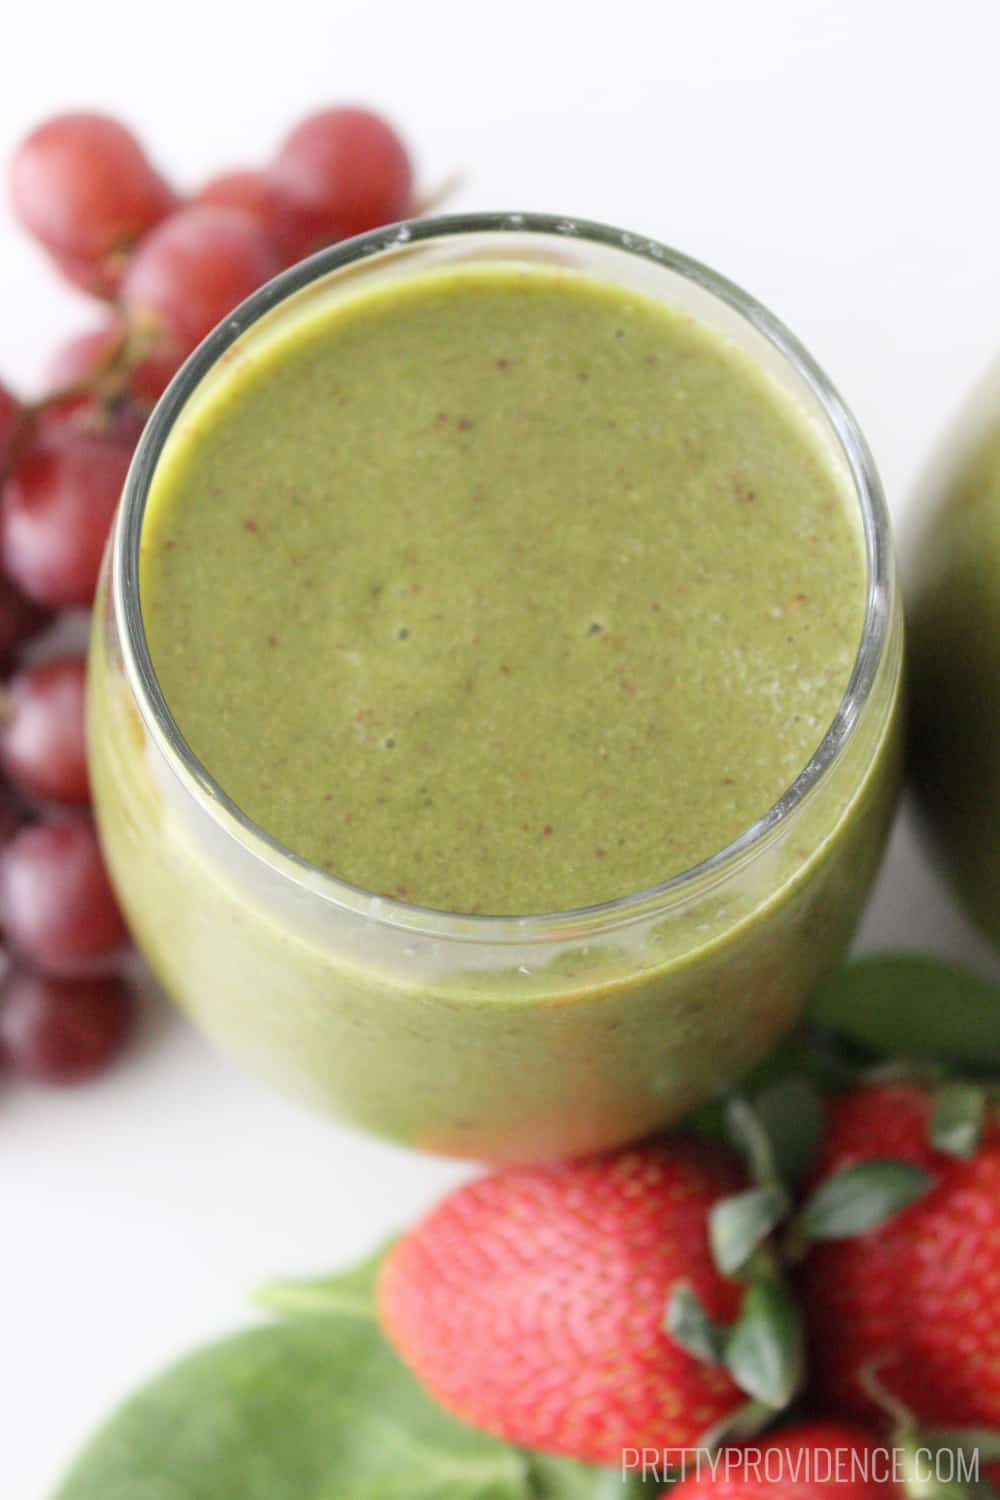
top-left (3, 3), bottom-right (1000, 1495)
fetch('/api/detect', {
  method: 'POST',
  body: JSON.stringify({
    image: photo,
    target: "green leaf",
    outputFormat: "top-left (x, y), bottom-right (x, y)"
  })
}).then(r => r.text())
top-left (922, 1429), bottom-right (1000, 1464)
top-left (930, 1083), bottom-right (988, 1159)
top-left (791, 1159), bottom-right (933, 1245)
top-left (696, 1399), bottom-right (775, 1452)
top-left (684, 1031), bottom-right (853, 1143)
top-left (255, 1242), bottom-right (391, 1319)
top-left (664, 1282), bottom-right (728, 1363)
top-left (809, 954), bottom-right (1000, 1067)
top-left (52, 1312), bottom-right (650, 1500)
top-left (897, 1430), bottom-right (999, 1500)
top-left (724, 1097), bottom-right (782, 1188)
top-left (723, 1277), bottom-right (804, 1410)
top-left (708, 1186), bottom-right (790, 1276)
top-left (752, 1077), bottom-right (826, 1189)
top-left (525, 1452), bottom-right (658, 1496)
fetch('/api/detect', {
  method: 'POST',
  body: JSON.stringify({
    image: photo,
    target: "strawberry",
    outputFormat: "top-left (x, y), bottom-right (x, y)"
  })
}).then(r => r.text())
top-left (798, 1083), bottom-right (1000, 1435)
top-left (664, 1420), bottom-right (901, 1500)
top-left (378, 1138), bottom-right (748, 1465)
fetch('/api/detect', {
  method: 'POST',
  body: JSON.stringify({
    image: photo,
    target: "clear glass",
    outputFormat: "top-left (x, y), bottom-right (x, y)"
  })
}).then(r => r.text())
top-left (87, 213), bottom-right (904, 1162)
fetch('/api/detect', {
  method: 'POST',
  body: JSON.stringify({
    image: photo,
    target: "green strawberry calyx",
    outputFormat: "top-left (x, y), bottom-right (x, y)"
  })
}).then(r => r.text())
top-left (665, 1085), bottom-right (938, 1442)
top-left (929, 1081), bottom-right (990, 1159)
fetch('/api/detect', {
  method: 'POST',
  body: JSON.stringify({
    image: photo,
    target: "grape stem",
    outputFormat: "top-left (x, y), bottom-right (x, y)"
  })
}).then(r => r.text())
top-left (412, 171), bottom-right (464, 217)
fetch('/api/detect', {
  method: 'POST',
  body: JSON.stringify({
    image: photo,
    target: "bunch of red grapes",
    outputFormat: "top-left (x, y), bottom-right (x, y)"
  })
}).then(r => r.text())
top-left (0, 106), bottom-right (416, 1086)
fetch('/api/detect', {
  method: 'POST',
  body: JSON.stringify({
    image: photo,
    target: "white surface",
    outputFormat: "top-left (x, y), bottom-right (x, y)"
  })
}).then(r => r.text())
top-left (4, 3), bottom-right (1000, 1495)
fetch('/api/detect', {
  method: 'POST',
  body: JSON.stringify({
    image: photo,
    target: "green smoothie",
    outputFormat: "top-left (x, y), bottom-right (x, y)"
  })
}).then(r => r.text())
top-left (88, 236), bottom-right (902, 1160)
top-left (140, 266), bottom-right (864, 914)
top-left (909, 403), bottom-right (1000, 948)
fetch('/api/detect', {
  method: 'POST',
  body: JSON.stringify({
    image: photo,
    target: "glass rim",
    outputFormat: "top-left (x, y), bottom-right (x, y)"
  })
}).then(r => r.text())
top-left (112, 209), bottom-right (895, 942)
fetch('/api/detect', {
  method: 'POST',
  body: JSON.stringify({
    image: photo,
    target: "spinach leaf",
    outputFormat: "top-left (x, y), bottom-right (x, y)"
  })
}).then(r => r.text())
top-left (808, 953), bottom-right (1000, 1066)
top-left (54, 1253), bottom-right (654, 1499)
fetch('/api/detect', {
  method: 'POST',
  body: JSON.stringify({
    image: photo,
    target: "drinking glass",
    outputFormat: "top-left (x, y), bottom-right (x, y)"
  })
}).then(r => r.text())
top-left (88, 213), bottom-right (903, 1162)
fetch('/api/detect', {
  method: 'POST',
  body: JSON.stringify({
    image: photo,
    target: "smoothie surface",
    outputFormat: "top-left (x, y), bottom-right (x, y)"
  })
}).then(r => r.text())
top-left (141, 264), bottom-right (865, 914)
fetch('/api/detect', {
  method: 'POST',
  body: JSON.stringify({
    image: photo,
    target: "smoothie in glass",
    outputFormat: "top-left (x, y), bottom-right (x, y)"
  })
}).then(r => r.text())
top-left (909, 379), bottom-right (1000, 948)
top-left (87, 215), bottom-right (903, 1161)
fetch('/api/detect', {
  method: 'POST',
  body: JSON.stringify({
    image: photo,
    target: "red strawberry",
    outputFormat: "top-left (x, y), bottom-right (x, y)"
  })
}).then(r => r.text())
top-left (664, 1420), bottom-right (901, 1500)
top-left (799, 1083), bottom-right (1000, 1434)
top-left (379, 1139), bottom-right (747, 1465)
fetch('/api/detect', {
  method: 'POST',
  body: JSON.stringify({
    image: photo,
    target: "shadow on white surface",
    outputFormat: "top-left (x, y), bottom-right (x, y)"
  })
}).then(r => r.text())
top-left (857, 797), bottom-right (1000, 981)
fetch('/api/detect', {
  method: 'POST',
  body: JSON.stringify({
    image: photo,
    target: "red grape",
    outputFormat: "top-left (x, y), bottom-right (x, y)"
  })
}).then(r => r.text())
top-left (0, 969), bottom-right (132, 1083)
top-left (0, 381), bottom-right (22, 476)
top-left (1, 432), bottom-right (132, 607)
top-left (0, 816), bottom-right (128, 975)
top-left (195, 167), bottom-right (278, 227)
top-left (195, 167), bottom-right (318, 268)
top-left (9, 112), bottom-right (174, 292)
top-left (37, 322), bottom-right (149, 445)
top-left (41, 320), bottom-right (121, 428)
top-left (48, 247), bottom-right (126, 300)
top-left (1, 656), bottom-right (89, 804)
top-left (0, 780), bottom-right (27, 844)
top-left (271, 106), bottom-right (413, 254)
top-left (120, 205), bottom-right (281, 373)
top-left (126, 353), bottom-right (179, 407)
top-left (0, 571), bottom-right (48, 662)
top-left (45, 321), bottom-right (125, 390)
top-left (38, 393), bottom-right (148, 450)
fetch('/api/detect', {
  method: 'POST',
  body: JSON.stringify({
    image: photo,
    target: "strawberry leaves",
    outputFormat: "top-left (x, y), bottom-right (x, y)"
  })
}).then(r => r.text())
top-left (664, 1283), bottom-right (729, 1363)
top-left (752, 1076), bottom-right (827, 1189)
top-left (709, 1093), bottom-right (807, 1412)
top-left (667, 1082), bottom-right (937, 1431)
top-left (930, 1082), bottom-right (989, 1159)
top-left (722, 1275), bottom-right (804, 1410)
top-left (709, 1184), bottom-right (790, 1276)
top-left (666, 1094), bottom-right (809, 1425)
top-left (787, 1159), bottom-right (933, 1247)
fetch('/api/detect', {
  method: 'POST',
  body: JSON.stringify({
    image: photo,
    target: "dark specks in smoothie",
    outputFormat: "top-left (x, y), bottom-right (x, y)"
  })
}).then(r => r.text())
top-left (141, 264), bottom-right (865, 915)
